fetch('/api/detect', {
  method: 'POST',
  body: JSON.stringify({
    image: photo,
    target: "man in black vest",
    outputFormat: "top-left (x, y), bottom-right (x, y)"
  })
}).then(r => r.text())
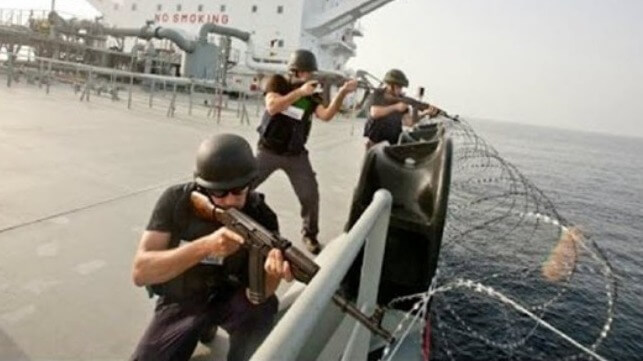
top-left (363, 69), bottom-right (440, 149)
top-left (255, 49), bottom-right (358, 254)
top-left (130, 134), bottom-right (292, 361)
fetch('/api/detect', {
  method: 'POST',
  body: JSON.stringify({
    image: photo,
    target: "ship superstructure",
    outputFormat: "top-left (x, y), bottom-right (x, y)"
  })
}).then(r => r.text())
top-left (85, 0), bottom-right (395, 74)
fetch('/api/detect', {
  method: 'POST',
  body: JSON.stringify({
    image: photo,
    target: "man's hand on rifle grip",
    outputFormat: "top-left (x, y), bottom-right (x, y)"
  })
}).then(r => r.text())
top-left (265, 249), bottom-right (294, 282)
top-left (298, 80), bottom-right (318, 97)
top-left (261, 249), bottom-right (294, 299)
top-left (204, 227), bottom-right (244, 258)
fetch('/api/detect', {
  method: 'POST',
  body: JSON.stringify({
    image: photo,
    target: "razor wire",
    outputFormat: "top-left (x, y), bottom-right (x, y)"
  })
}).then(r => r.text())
top-left (382, 117), bottom-right (617, 361)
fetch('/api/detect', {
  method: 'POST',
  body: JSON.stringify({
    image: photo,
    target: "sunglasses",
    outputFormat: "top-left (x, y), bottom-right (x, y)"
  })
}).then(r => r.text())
top-left (204, 185), bottom-right (249, 198)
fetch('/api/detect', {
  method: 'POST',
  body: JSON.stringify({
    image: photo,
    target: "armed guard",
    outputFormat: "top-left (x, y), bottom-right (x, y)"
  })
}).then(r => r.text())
top-left (131, 133), bottom-right (293, 361)
top-left (363, 69), bottom-right (440, 149)
top-left (254, 49), bottom-right (358, 254)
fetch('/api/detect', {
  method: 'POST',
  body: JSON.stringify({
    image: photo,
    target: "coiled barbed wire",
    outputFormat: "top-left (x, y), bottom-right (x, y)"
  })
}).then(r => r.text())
top-left (382, 117), bottom-right (616, 361)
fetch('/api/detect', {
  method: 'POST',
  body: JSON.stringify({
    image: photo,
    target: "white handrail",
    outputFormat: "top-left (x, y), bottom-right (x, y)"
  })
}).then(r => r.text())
top-left (251, 189), bottom-right (392, 361)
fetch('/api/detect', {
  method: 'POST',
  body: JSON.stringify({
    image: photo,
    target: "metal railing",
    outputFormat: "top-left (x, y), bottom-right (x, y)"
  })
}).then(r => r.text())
top-left (0, 8), bottom-right (47, 26)
top-left (251, 189), bottom-right (392, 361)
top-left (0, 49), bottom-right (264, 123)
top-left (0, 8), bottom-right (85, 26)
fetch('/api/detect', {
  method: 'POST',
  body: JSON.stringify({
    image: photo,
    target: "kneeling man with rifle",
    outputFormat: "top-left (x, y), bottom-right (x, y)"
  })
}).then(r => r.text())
top-left (130, 133), bottom-right (292, 361)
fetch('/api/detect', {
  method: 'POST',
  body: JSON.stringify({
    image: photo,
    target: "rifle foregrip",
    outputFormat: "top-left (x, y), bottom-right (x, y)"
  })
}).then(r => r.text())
top-left (283, 246), bottom-right (319, 284)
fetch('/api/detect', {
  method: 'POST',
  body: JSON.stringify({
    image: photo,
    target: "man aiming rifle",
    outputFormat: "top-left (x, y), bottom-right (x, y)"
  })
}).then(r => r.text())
top-left (255, 49), bottom-right (358, 254)
top-left (130, 134), bottom-right (292, 361)
top-left (362, 69), bottom-right (446, 148)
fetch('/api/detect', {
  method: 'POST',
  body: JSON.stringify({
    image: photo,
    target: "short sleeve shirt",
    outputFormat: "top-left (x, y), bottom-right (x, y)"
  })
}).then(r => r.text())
top-left (258, 75), bottom-right (323, 154)
top-left (363, 88), bottom-right (405, 145)
top-left (146, 182), bottom-right (279, 300)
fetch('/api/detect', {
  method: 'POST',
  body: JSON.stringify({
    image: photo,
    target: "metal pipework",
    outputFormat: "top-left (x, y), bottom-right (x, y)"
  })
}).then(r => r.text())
top-left (101, 26), bottom-right (152, 39)
top-left (197, 23), bottom-right (250, 44)
top-left (193, 24), bottom-right (288, 76)
top-left (154, 27), bottom-right (196, 52)
top-left (48, 11), bottom-right (102, 34)
top-left (102, 26), bottom-right (197, 53)
top-left (102, 23), bottom-right (251, 55)
top-left (48, 11), bottom-right (195, 52)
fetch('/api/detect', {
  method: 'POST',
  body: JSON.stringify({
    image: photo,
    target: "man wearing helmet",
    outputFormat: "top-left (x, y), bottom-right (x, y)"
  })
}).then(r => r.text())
top-left (363, 69), bottom-right (440, 148)
top-left (255, 49), bottom-right (358, 254)
top-left (130, 134), bottom-right (292, 361)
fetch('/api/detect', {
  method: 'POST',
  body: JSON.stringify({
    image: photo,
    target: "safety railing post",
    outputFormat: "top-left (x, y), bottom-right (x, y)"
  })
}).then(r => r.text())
top-left (46, 57), bottom-right (52, 94)
top-left (74, 63), bottom-right (79, 93)
top-left (256, 93), bottom-right (262, 116)
top-left (149, 79), bottom-right (155, 108)
top-left (189, 81), bottom-right (194, 116)
top-left (236, 92), bottom-right (242, 117)
top-left (240, 93), bottom-right (250, 125)
top-left (6, 47), bottom-right (13, 88)
top-left (128, 56), bottom-right (135, 109)
top-left (216, 87), bottom-right (223, 124)
top-left (167, 82), bottom-right (177, 117)
top-left (38, 58), bottom-right (44, 89)
top-left (110, 69), bottom-right (117, 101)
top-left (80, 66), bottom-right (92, 102)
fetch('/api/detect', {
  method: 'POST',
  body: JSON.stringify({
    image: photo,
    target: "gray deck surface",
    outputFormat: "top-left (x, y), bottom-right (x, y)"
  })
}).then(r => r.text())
top-left (0, 82), bottom-right (367, 360)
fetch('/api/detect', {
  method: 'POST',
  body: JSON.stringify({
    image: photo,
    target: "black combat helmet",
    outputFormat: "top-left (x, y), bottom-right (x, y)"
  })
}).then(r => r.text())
top-left (383, 69), bottom-right (409, 87)
top-left (194, 134), bottom-right (257, 190)
top-left (287, 49), bottom-right (318, 72)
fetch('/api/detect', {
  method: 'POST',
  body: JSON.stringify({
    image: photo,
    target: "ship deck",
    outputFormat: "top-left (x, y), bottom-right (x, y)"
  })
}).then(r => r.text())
top-left (0, 82), bottom-right (367, 360)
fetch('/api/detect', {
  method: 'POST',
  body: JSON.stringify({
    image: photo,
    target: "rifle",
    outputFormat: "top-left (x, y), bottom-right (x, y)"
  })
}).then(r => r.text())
top-left (384, 93), bottom-right (460, 122)
top-left (355, 69), bottom-right (460, 122)
top-left (190, 191), bottom-right (394, 343)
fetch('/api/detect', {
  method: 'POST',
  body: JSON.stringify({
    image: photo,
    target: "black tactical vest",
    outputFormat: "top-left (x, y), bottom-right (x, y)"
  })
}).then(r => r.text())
top-left (149, 184), bottom-right (278, 302)
top-left (257, 78), bottom-right (321, 155)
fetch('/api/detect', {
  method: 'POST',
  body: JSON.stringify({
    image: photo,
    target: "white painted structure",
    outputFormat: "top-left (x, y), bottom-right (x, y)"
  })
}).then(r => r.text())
top-left (85, 0), bottom-right (396, 87)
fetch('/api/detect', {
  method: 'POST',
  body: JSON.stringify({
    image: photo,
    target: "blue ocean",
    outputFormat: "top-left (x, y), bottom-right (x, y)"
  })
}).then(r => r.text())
top-left (452, 119), bottom-right (643, 360)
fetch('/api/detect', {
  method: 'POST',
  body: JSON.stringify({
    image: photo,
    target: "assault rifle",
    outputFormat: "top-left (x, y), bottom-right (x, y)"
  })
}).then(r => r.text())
top-left (384, 93), bottom-right (460, 123)
top-left (354, 69), bottom-right (460, 122)
top-left (190, 191), bottom-right (394, 343)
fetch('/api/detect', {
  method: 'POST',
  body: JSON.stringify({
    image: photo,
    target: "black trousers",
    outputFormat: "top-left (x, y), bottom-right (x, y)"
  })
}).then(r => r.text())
top-left (254, 148), bottom-right (320, 237)
top-left (131, 288), bottom-right (278, 361)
